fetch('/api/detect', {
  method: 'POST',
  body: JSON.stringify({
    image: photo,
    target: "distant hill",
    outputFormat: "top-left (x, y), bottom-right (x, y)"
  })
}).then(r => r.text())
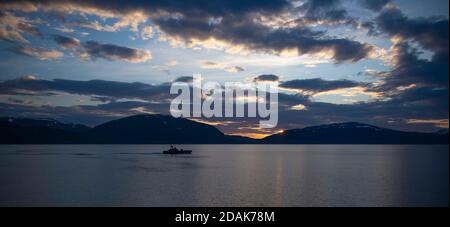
top-left (88, 114), bottom-right (232, 144)
top-left (0, 117), bottom-right (90, 144)
top-left (0, 115), bottom-right (447, 144)
top-left (0, 117), bottom-right (91, 133)
top-left (0, 115), bottom-right (256, 144)
top-left (262, 122), bottom-right (448, 144)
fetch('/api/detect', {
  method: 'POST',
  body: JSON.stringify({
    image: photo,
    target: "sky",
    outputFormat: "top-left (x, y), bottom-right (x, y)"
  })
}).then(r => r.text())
top-left (0, 0), bottom-right (448, 138)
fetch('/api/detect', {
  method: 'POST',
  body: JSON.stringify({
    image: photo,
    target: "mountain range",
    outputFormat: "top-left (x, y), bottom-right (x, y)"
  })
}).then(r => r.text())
top-left (0, 115), bottom-right (448, 144)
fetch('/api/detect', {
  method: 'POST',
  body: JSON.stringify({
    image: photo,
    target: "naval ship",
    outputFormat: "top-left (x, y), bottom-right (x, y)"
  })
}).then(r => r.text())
top-left (163, 145), bottom-right (192, 154)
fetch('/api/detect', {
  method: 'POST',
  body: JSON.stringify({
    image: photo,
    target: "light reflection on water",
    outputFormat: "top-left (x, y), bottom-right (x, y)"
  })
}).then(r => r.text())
top-left (0, 144), bottom-right (448, 207)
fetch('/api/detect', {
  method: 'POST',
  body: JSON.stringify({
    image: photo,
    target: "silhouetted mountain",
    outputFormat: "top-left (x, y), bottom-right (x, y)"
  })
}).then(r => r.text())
top-left (436, 128), bottom-right (449, 135)
top-left (262, 122), bottom-right (448, 144)
top-left (0, 116), bottom-right (447, 144)
top-left (0, 117), bottom-right (91, 133)
top-left (223, 135), bottom-right (259, 144)
top-left (88, 114), bottom-right (230, 144)
top-left (0, 118), bottom-right (89, 144)
top-left (0, 115), bottom-right (252, 144)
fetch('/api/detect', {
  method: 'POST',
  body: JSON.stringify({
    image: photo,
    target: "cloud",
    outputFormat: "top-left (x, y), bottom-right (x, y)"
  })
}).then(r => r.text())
top-left (53, 35), bottom-right (152, 63)
top-left (201, 61), bottom-right (244, 73)
top-left (0, 0), bottom-right (374, 62)
top-left (0, 0), bottom-right (448, 134)
top-left (347, 6), bottom-right (450, 123)
top-left (140, 26), bottom-right (154, 40)
top-left (166, 60), bottom-right (177, 66)
top-left (11, 46), bottom-right (64, 60)
top-left (173, 76), bottom-right (193, 83)
top-left (280, 78), bottom-right (364, 93)
top-left (290, 104), bottom-right (307, 111)
top-left (21, 75), bottom-right (37, 81)
top-left (359, 0), bottom-right (391, 11)
top-left (376, 6), bottom-right (449, 54)
top-left (0, 11), bottom-right (40, 43)
top-left (54, 26), bottom-right (75, 33)
top-left (374, 41), bottom-right (448, 92)
top-left (407, 119), bottom-right (449, 129)
top-left (0, 76), bottom-right (448, 134)
top-left (275, 88), bottom-right (448, 132)
top-left (0, 77), bottom-right (172, 102)
top-left (201, 61), bottom-right (224, 69)
top-left (64, 20), bottom-right (118, 32)
top-left (295, 0), bottom-right (355, 26)
top-left (1, 81), bottom-right (446, 134)
top-left (156, 16), bottom-right (373, 62)
top-left (369, 7), bottom-right (449, 101)
top-left (81, 41), bottom-right (152, 63)
top-left (224, 66), bottom-right (244, 73)
top-left (151, 60), bottom-right (178, 75)
top-left (53, 35), bottom-right (80, 49)
top-left (253, 74), bottom-right (279, 82)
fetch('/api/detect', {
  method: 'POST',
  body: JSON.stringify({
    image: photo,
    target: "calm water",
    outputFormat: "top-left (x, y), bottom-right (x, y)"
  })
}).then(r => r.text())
top-left (0, 145), bottom-right (448, 207)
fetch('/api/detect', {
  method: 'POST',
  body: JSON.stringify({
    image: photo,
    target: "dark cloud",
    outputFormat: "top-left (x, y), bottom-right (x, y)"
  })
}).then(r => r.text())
top-left (0, 0), bottom-right (374, 63)
top-left (1, 85), bottom-right (446, 133)
top-left (53, 34), bottom-right (80, 49)
top-left (392, 86), bottom-right (448, 105)
top-left (174, 76), bottom-right (193, 83)
top-left (52, 35), bottom-right (152, 63)
top-left (278, 93), bottom-right (310, 107)
top-left (360, 21), bottom-right (380, 36)
top-left (371, 7), bottom-right (449, 98)
top-left (69, 0), bottom-right (291, 17)
top-left (298, 0), bottom-right (354, 25)
top-left (341, 6), bottom-right (450, 133)
top-left (364, 7), bottom-right (448, 125)
top-left (359, 0), bottom-right (391, 11)
top-left (280, 78), bottom-right (364, 93)
top-left (0, 1), bottom-right (448, 133)
top-left (275, 77), bottom-right (448, 131)
top-left (81, 41), bottom-right (151, 63)
top-left (10, 46), bottom-right (63, 60)
top-left (375, 42), bottom-right (449, 92)
top-left (276, 98), bottom-right (447, 133)
top-left (0, 0), bottom-right (291, 23)
top-left (155, 15), bottom-right (373, 62)
top-left (301, 0), bottom-right (341, 12)
top-left (0, 75), bottom-right (447, 133)
top-left (0, 77), bottom-right (172, 101)
top-left (376, 6), bottom-right (449, 53)
top-left (254, 74), bottom-right (279, 82)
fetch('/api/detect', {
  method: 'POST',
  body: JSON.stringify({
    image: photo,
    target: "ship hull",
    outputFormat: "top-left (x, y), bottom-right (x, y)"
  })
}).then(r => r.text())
top-left (162, 150), bottom-right (192, 155)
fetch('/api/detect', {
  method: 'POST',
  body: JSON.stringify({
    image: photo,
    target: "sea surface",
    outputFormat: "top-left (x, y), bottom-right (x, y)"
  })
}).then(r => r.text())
top-left (0, 145), bottom-right (448, 207)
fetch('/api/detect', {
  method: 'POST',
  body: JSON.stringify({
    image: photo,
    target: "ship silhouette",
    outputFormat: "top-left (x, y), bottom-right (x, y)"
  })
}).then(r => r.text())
top-left (162, 145), bottom-right (192, 154)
